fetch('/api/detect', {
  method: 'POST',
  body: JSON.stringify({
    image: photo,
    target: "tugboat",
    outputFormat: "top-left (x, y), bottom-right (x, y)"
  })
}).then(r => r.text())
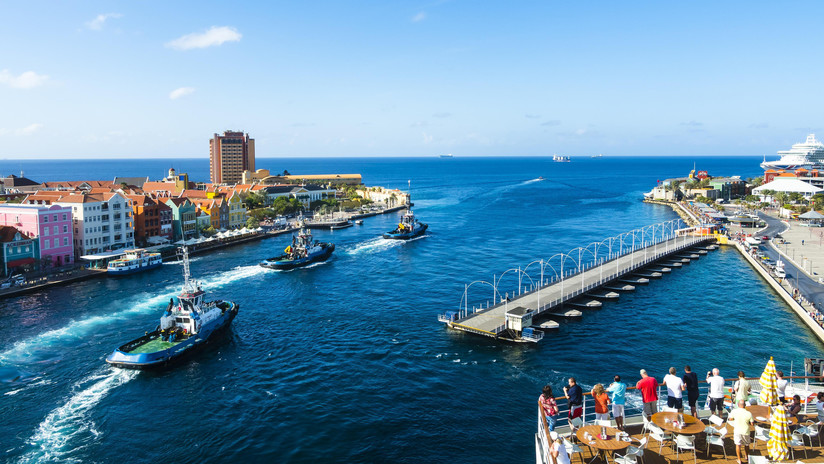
top-left (106, 247), bottom-right (239, 369)
top-left (107, 248), bottom-right (163, 275)
top-left (260, 216), bottom-right (335, 270)
top-left (383, 181), bottom-right (428, 240)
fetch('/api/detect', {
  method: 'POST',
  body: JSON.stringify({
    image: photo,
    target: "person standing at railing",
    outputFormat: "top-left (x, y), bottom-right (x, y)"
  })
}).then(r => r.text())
top-left (682, 365), bottom-right (700, 417)
top-left (539, 385), bottom-right (559, 432)
top-left (733, 371), bottom-right (751, 404)
top-left (776, 371), bottom-right (788, 404)
top-left (591, 384), bottom-right (610, 421)
top-left (707, 368), bottom-right (726, 416)
top-left (563, 378), bottom-right (583, 421)
top-left (663, 367), bottom-right (685, 413)
top-left (607, 375), bottom-right (627, 431)
top-left (636, 369), bottom-right (658, 420)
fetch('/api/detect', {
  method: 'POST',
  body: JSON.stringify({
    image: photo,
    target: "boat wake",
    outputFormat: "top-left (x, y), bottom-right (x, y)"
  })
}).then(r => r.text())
top-left (265, 260), bottom-right (332, 272)
top-left (346, 237), bottom-right (402, 256)
top-left (17, 369), bottom-right (138, 464)
top-left (0, 265), bottom-right (265, 367)
top-left (163, 256), bottom-right (203, 265)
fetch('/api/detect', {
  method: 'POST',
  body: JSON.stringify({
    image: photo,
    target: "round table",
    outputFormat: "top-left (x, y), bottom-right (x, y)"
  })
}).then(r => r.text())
top-left (746, 405), bottom-right (798, 427)
top-left (575, 425), bottom-right (631, 464)
top-left (651, 411), bottom-right (706, 435)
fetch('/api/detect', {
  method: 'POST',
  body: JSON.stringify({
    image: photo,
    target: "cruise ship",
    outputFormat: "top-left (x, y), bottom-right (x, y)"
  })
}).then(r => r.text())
top-left (760, 134), bottom-right (824, 170)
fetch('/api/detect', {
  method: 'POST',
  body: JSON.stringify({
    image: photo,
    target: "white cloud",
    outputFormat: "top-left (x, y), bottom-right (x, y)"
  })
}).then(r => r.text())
top-left (165, 26), bottom-right (242, 50)
top-left (412, 12), bottom-right (426, 22)
top-left (86, 13), bottom-right (122, 31)
top-left (169, 87), bottom-right (196, 100)
top-left (0, 123), bottom-right (43, 136)
top-left (0, 70), bottom-right (49, 89)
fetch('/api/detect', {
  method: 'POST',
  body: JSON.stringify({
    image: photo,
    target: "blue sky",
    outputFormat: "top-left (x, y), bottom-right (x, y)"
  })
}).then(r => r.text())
top-left (1, 1), bottom-right (823, 158)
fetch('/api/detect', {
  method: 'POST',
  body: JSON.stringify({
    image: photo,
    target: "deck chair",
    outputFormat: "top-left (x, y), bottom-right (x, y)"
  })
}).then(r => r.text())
top-left (647, 423), bottom-right (671, 454)
top-left (563, 437), bottom-right (586, 464)
top-left (614, 438), bottom-right (647, 464)
top-left (706, 426), bottom-right (728, 459)
top-left (797, 420), bottom-right (822, 447)
top-left (790, 430), bottom-right (808, 460)
top-left (674, 434), bottom-right (697, 464)
top-left (662, 406), bottom-right (678, 413)
top-left (753, 425), bottom-right (770, 449)
top-left (748, 456), bottom-right (768, 464)
top-left (594, 419), bottom-right (612, 428)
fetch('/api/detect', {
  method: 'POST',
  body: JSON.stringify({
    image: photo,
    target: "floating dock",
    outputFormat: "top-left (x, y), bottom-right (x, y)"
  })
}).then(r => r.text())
top-left (439, 221), bottom-right (715, 342)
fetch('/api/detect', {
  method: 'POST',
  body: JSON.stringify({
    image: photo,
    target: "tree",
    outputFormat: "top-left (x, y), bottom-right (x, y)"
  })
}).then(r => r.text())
top-left (243, 192), bottom-right (266, 209)
top-left (789, 192), bottom-right (804, 204)
top-left (247, 216), bottom-right (260, 229)
top-left (774, 191), bottom-right (789, 205)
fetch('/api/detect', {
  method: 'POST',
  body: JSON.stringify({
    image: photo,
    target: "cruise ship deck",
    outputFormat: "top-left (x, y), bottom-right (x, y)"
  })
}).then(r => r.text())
top-left (536, 377), bottom-right (824, 464)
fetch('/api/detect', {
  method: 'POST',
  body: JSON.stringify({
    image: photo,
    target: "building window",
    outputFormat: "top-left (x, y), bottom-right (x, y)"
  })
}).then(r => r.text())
top-left (63, 213), bottom-right (67, 221)
top-left (63, 237), bottom-right (69, 246)
top-left (44, 228), bottom-right (49, 236)
top-left (44, 215), bottom-right (49, 223)
top-left (53, 214), bottom-right (58, 222)
top-left (53, 226), bottom-right (58, 234)
top-left (63, 225), bottom-right (68, 233)
top-left (44, 239), bottom-right (50, 249)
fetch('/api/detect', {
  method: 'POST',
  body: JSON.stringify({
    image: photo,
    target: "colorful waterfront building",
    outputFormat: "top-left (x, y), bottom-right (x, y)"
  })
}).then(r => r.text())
top-left (0, 203), bottom-right (74, 267)
top-left (0, 226), bottom-right (40, 276)
top-left (165, 198), bottom-right (198, 241)
top-left (128, 194), bottom-right (174, 246)
top-left (226, 191), bottom-right (246, 229)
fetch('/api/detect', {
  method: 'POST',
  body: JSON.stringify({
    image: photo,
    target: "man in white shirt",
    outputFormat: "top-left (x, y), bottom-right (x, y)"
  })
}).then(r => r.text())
top-left (776, 370), bottom-right (788, 404)
top-left (707, 368), bottom-right (726, 416)
top-left (663, 367), bottom-right (685, 412)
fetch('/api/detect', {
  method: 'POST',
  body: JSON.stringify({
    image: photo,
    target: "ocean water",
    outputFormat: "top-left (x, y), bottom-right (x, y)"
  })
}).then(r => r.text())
top-left (1, 156), bottom-right (821, 463)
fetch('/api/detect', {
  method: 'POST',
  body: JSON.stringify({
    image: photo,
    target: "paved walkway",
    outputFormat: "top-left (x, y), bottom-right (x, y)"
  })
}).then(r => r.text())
top-left (456, 234), bottom-right (710, 334)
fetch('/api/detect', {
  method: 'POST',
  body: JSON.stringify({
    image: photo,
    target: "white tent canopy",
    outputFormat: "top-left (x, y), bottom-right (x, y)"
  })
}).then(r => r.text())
top-left (799, 210), bottom-right (824, 220)
top-left (753, 178), bottom-right (823, 197)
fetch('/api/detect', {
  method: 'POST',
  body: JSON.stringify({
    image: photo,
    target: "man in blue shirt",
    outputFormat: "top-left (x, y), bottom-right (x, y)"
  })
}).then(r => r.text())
top-left (606, 375), bottom-right (627, 430)
top-left (563, 377), bottom-right (583, 421)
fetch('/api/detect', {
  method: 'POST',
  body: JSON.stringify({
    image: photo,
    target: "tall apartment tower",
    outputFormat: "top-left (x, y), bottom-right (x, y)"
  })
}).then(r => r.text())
top-left (209, 131), bottom-right (255, 184)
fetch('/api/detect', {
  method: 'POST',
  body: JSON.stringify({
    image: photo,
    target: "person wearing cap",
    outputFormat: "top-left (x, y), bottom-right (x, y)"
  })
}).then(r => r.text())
top-left (549, 430), bottom-right (571, 464)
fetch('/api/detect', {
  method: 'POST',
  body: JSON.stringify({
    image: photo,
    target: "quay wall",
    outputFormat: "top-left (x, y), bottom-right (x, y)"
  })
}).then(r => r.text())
top-left (728, 241), bottom-right (824, 343)
top-left (643, 199), bottom-right (699, 226)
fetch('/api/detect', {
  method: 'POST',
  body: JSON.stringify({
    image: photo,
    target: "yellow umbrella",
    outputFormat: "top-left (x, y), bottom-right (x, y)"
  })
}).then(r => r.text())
top-left (767, 403), bottom-right (790, 461)
top-left (759, 357), bottom-right (780, 405)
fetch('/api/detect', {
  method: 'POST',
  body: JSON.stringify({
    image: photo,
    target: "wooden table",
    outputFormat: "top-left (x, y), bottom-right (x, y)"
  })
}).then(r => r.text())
top-left (746, 405), bottom-right (798, 427)
top-left (575, 425), bottom-right (631, 464)
top-left (651, 411), bottom-right (706, 435)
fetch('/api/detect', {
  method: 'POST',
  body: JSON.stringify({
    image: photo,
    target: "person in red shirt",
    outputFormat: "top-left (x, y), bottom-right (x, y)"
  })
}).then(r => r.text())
top-left (636, 369), bottom-right (659, 420)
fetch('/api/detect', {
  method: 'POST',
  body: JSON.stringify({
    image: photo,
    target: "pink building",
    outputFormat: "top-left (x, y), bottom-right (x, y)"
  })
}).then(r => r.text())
top-left (0, 204), bottom-right (75, 267)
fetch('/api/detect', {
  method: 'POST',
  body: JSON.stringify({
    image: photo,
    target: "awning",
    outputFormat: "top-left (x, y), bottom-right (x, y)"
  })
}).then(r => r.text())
top-left (80, 250), bottom-right (126, 260)
top-left (6, 257), bottom-right (34, 267)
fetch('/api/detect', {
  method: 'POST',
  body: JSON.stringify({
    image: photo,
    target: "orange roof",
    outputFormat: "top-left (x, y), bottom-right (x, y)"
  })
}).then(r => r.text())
top-left (764, 169), bottom-right (777, 173)
top-left (179, 189), bottom-right (209, 199)
top-left (777, 173), bottom-right (798, 177)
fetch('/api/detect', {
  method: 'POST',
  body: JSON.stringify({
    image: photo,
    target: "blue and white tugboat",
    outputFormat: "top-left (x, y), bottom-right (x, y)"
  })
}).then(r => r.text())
top-left (382, 209), bottom-right (428, 240)
top-left (106, 247), bottom-right (239, 369)
top-left (260, 216), bottom-right (335, 270)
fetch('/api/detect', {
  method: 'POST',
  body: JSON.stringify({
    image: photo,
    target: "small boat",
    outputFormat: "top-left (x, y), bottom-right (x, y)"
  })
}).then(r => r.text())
top-left (260, 217), bottom-right (335, 270)
top-left (105, 247), bottom-right (239, 369)
top-left (383, 181), bottom-right (428, 240)
top-left (537, 176), bottom-right (545, 181)
top-left (355, 220), bottom-right (364, 225)
top-left (552, 154), bottom-right (570, 162)
top-left (440, 153), bottom-right (454, 158)
top-left (107, 248), bottom-right (162, 275)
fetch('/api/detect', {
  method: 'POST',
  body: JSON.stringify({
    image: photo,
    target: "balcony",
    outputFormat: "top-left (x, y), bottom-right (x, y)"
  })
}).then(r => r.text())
top-left (102, 226), bottom-right (109, 233)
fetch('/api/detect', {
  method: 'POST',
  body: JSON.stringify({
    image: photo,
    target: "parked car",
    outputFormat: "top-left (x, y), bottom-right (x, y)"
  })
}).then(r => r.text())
top-left (762, 235), bottom-right (770, 241)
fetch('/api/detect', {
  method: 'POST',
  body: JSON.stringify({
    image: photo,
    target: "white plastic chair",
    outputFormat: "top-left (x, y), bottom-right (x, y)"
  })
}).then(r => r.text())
top-left (753, 425), bottom-right (770, 449)
top-left (663, 406), bottom-right (678, 413)
top-left (563, 437), bottom-right (586, 464)
top-left (647, 423), bottom-right (671, 454)
top-left (641, 414), bottom-right (652, 436)
top-left (674, 434), bottom-right (697, 464)
top-left (748, 456), bottom-right (768, 464)
top-left (614, 437), bottom-right (647, 464)
top-left (708, 414), bottom-right (724, 427)
top-left (797, 420), bottom-right (821, 447)
top-left (706, 426), bottom-right (728, 459)
top-left (790, 430), bottom-right (808, 460)
top-left (594, 419), bottom-right (612, 428)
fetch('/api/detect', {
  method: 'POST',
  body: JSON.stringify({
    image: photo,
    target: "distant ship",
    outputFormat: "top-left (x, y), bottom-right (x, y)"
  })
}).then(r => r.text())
top-left (552, 154), bottom-right (570, 162)
top-left (591, 154), bottom-right (603, 158)
top-left (760, 134), bottom-right (824, 170)
top-left (440, 153), bottom-right (454, 158)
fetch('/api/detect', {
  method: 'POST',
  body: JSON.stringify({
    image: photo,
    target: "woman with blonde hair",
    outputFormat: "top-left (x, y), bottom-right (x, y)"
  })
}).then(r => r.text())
top-left (591, 383), bottom-right (610, 421)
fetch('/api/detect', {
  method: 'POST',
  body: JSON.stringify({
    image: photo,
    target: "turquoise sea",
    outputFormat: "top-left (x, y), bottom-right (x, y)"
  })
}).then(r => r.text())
top-left (1, 156), bottom-right (821, 463)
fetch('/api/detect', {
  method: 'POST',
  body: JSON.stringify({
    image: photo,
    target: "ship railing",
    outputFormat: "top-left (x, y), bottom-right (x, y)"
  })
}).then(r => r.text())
top-left (536, 374), bottom-right (824, 461)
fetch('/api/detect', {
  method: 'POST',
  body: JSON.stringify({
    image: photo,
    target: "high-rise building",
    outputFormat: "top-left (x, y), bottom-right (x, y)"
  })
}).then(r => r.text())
top-left (209, 131), bottom-right (255, 184)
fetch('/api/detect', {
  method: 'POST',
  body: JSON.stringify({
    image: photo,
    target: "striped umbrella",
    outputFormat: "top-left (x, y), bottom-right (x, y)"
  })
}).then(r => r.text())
top-left (767, 403), bottom-right (790, 461)
top-left (759, 357), bottom-right (780, 405)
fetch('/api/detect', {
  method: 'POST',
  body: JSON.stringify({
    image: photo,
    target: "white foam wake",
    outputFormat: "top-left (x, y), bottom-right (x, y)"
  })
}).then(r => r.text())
top-left (345, 237), bottom-right (402, 256)
top-left (18, 369), bottom-right (138, 464)
top-left (0, 265), bottom-right (265, 366)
